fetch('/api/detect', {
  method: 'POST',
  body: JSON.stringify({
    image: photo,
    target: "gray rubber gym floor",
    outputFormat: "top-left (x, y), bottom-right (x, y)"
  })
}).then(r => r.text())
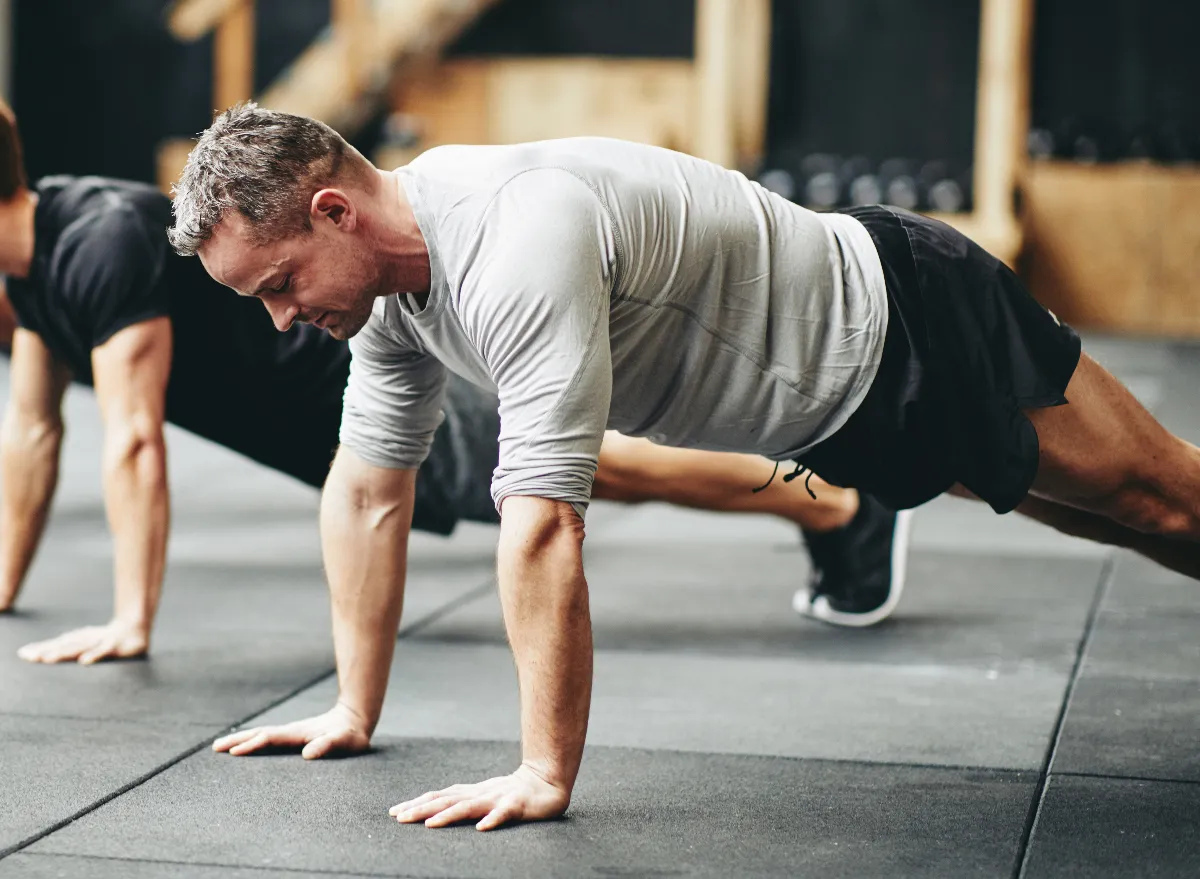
top-left (2, 335), bottom-right (1198, 878)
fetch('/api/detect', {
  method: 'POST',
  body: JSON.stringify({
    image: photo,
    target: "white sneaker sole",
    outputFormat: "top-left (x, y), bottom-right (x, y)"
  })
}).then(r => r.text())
top-left (793, 508), bottom-right (914, 628)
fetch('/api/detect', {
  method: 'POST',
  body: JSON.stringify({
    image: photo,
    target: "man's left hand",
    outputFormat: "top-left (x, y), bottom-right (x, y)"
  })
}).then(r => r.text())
top-left (390, 763), bottom-right (570, 831)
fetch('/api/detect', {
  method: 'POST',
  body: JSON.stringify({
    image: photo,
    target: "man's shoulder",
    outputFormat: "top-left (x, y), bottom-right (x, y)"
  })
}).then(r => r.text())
top-left (47, 182), bottom-right (162, 261)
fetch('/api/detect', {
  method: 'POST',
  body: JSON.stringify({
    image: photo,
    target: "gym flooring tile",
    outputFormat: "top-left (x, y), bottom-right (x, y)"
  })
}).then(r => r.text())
top-left (2, 338), bottom-right (1198, 876)
top-left (1148, 343), bottom-right (1200, 440)
top-left (1021, 775), bottom-right (1200, 878)
top-left (253, 638), bottom-right (1069, 770)
top-left (0, 628), bottom-right (333, 726)
top-left (412, 545), bottom-right (1105, 669)
top-left (1052, 554), bottom-right (1200, 783)
top-left (0, 714), bottom-right (217, 855)
top-left (0, 856), bottom-right (350, 879)
top-left (21, 739), bottom-right (1036, 879)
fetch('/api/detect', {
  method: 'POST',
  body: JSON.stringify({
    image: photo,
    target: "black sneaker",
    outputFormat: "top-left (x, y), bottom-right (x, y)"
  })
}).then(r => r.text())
top-left (793, 494), bottom-right (913, 628)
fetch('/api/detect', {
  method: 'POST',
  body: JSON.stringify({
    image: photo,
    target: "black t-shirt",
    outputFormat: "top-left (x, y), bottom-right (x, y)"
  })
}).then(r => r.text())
top-left (6, 176), bottom-right (352, 486)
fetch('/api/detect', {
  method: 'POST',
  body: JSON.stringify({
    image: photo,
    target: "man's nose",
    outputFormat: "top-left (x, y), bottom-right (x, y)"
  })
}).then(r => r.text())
top-left (263, 299), bottom-right (298, 332)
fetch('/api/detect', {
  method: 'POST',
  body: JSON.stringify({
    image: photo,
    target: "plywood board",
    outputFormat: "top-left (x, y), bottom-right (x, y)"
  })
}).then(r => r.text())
top-left (389, 58), bottom-right (695, 155)
top-left (1024, 161), bottom-right (1200, 337)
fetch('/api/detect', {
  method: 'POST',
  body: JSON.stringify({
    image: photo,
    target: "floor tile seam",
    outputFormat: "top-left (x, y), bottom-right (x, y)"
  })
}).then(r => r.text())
top-left (0, 664), bottom-right (339, 862)
top-left (1013, 554), bottom-right (1118, 879)
top-left (1, 552), bottom-right (512, 860)
top-left (369, 732), bottom-right (1038, 776)
top-left (0, 709), bottom-right (218, 729)
top-left (14, 850), bottom-right (478, 879)
top-left (400, 635), bottom-right (1083, 674)
top-left (1052, 770), bottom-right (1200, 788)
top-left (397, 580), bottom-right (497, 639)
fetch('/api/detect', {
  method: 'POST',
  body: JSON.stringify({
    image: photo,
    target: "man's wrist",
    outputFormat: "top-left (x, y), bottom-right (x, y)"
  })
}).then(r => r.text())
top-left (519, 758), bottom-right (576, 794)
top-left (334, 697), bottom-right (377, 734)
top-left (112, 607), bottom-right (154, 634)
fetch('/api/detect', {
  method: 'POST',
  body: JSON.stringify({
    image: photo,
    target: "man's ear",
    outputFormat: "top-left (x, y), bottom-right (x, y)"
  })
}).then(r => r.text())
top-left (311, 188), bottom-right (356, 231)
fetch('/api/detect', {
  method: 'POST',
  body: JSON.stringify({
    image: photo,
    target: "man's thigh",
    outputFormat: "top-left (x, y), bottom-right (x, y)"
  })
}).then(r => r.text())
top-left (1024, 352), bottom-right (1198, 511)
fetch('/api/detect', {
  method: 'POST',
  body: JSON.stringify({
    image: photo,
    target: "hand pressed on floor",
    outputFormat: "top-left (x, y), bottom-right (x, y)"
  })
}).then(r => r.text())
top-left (17, 618), bottom-right (149, 665)
top-left (212, 702), bottom-right (371, 760)
top-left (390, 763), bottom-right (570, 831)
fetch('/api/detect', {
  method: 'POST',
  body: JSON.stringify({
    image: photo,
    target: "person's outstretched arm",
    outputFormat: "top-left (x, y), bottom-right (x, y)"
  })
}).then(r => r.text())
top-left (18, 318), bottom-right (171, 663)
top-left (392, 493), bottom-right (592, 829)
top-left (0, 329), bottom-right (70, 611)
top-left (212, 446), bottom-right (414, 758)
top-left (393, 170), bottom-right (611, 831)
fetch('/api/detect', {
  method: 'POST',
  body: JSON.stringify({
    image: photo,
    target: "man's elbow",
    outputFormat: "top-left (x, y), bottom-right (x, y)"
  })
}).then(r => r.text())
top-left (322, 447), bottom-right (415, 531)
top-left (103, 417), bottom-right (166, 477)
top-left (500, 495), bottom-right (587, 558)
top-left (1, 411), bottom-right (64, 455)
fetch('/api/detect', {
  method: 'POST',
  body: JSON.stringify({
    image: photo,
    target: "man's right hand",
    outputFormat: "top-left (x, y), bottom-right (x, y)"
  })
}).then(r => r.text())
top-left (212, 702), bottom-right (372, 760)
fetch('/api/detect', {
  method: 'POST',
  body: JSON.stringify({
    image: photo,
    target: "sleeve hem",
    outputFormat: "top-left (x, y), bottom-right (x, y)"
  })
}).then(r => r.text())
top-left (91, 309), bottom-right (171, 349)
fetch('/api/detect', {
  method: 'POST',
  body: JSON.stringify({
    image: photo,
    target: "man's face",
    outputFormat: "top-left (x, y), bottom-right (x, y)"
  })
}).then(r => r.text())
top-left (198, 211), bottom-right (380, 340)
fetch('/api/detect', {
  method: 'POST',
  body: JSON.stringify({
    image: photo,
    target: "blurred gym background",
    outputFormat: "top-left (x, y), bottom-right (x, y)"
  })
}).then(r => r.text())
top-left (7, 0), bottom-right (1199, 336)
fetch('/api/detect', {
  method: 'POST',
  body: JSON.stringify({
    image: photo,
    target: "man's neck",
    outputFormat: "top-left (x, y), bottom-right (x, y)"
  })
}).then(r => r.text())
top-left (0, 190), bottom-right (37, 279)
top-left (376, 169), bottom-right (432, 297)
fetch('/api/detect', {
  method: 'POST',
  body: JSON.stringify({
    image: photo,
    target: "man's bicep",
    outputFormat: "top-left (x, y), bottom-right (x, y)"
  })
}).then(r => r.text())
top-left (339, 316), bottom-right (447, 471)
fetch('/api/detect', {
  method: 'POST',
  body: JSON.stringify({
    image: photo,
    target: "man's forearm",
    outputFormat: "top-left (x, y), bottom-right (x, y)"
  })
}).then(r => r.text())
top-left (496, 497), bottom-right (593, 793)
top-left (320, 455), bottom-right (416, 733)
top-left (103, 434), bottom-right (169, 630)
top-left (0, 416), bottom-right (63, 603)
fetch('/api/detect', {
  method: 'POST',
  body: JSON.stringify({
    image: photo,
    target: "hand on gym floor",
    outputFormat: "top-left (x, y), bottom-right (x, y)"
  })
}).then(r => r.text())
top-left (390, 763), bottom-right (571, 831)
top-left (17, 618), bottom-right (149, 665)
top-left (212, 702), bottom-right (371, 759)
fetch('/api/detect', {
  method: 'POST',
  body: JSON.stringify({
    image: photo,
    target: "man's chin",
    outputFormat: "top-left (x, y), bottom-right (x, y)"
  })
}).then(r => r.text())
top-left (331, 313), bottom-right (372, 340)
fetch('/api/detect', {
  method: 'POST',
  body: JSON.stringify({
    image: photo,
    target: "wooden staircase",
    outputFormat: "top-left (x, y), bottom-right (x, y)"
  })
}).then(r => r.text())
top-left (157, 0), bottom-right (500, 192)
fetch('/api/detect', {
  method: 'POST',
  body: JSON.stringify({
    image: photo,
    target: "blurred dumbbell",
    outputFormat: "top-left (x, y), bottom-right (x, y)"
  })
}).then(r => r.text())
top-left (757, 167), bottom-right (798, 202)
top-left (1124, 125), bottom-right (1163, 162)
top-left (879, 158), bottom-right (920, 211)
top-left (1055, 118), bottom-right (1119, 164)
top-left (919, 160), bottom-right (965, 213)
top-left (804, 170), bottom-right (842, 210)
top-left (798, 153), bottom-right (844, 210)
top-left (839, 155), bottom-right (880, 206)
top-left (1027, 127), bottom-right (1056, 161)
top-left (848, 172), bottom-right (883, 206)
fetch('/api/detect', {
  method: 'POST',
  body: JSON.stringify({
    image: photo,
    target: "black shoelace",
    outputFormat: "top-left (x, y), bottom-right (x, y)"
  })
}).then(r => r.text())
top-left (752, 461), bottom-right (817, 499)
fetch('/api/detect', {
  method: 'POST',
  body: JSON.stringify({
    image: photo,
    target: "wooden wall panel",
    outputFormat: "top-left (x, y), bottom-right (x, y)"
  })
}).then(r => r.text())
top-left (1023, 162), bottom-right (1200, 337)
top-left (386, 57), bottom-right (695, 163)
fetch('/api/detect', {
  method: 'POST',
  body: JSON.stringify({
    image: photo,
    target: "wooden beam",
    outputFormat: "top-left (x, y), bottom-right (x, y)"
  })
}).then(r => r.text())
top-left (157, 137), bottom-right (197, 196)
top-left (332, 0), bottom-right (369, 96)
top-left (213, 0), bottom-right (254, 111)
top-left (731, 0), bottom-right (771, 170)
top-left (692, 0), bottom-right (739, 169)
top-left (167, 0), bottom-right (242, 42)
top-left (259, 0), bottom-right (500, 134)
top-left (973, 0), bottom-right (1034, 230)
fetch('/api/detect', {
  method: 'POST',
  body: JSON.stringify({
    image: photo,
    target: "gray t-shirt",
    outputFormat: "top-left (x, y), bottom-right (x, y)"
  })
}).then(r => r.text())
top-left (339, 137), bottom-right (887, 515)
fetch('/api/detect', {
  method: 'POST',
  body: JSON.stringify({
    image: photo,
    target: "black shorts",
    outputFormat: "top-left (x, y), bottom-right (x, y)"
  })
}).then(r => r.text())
top-left (796, 205), bottom-right (1082, 514)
